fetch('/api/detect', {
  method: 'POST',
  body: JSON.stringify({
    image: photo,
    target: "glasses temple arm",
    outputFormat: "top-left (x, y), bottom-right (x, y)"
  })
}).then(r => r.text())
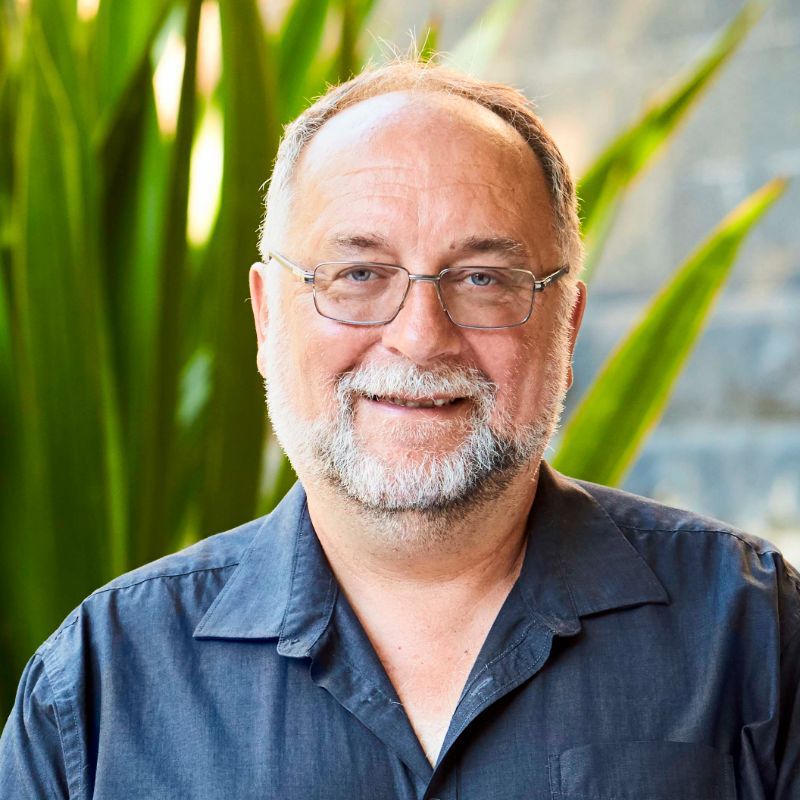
top-left (269, 251), bottom-right (315, 284)
top-left (533, 265), bottom-right (570, 292)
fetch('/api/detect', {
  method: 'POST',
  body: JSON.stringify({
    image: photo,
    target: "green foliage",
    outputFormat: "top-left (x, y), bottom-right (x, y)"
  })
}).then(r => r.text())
top-left (197, 0), bottom-right (281, 537)
top-left (448, 0), bottom-right (521, 75)
top-left (554, 178), bottom-right (787, 484)
top-left (0, 0), bottom-right (784, 723)
top-left (418, 18), bottom-right (441, 62)
top-left (577, 2), bottom-right (764, 280)
top-left (277, 0), bottom-right (330, 119)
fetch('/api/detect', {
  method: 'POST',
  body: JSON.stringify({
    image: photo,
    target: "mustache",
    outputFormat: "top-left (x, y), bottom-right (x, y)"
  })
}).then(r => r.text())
top-left (335, 360), bottom-right (497, 404)
top-left (337, 361), bottom-right (497, 399)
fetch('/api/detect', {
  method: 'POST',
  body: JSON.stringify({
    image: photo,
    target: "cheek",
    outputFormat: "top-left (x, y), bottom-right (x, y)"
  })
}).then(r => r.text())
top-left (283, 311), bottom-right (378, 410)
top-left (470, 328), bottom-right (550, 417)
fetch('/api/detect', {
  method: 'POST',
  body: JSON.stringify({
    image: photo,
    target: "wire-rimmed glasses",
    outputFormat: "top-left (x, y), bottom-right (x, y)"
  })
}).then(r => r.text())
top-left (265, 250), bottom-right (569, 330)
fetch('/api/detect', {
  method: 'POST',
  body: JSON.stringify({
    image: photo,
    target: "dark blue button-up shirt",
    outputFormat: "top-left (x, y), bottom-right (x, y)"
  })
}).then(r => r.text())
top-left (2, 464), bottom-right (799, 798)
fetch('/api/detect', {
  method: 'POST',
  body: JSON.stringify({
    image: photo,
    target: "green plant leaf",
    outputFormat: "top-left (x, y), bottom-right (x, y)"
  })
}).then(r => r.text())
top-left (308, 0), bottom-right (375, 95)
top-left (104, 78), bottom-right (173, 556)
top-left (261, 450), bottom-right (299, 515)
top-left (277, 0), bottom-right (331, 120)
top-left (335, 0), bottom-right (376, 83)
top-left (92, 0), bottom-right (173, 144)
top-left (448, 0), bottom-right (520, 76)
top-left (0, 24), bottom-right (17, 263)
top-left (0, 262), bottom-right (27, 718)
top-left (553, 177), bottom-right (787, 486)
top-left (578, 1), bottom-right (764, 279)
top-left (131, 0), bottom-right (202, 566)
top-left (195, 0), bottom-right (281, 537)
top-left (418, 17), bottom-right (441, 62)
top-left (8, 19), bottom-right (127, 654)
top-left (28, 0), bottom-right (80, 100)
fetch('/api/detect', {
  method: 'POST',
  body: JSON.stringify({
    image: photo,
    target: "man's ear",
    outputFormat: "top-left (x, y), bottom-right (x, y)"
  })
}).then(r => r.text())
top-left (565, 280), bottom-right (587, 390)
top-left (249, 262), bottom-right (269, 375)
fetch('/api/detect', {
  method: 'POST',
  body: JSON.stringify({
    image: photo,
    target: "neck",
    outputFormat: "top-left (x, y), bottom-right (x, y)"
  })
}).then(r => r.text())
top-left (304, 463), bottom-right (541, 767)
top-left (304, 462), bottom-right (540, 596)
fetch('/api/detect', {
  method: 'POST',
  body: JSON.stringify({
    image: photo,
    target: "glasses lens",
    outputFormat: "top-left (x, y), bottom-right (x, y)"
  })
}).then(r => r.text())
top-left (313, 263), bottom-right (408, 324)
top-left (440, 267), bottom-right (535, 328)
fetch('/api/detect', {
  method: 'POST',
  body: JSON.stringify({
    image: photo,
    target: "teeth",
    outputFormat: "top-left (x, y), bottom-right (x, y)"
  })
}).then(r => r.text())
top-left (367, 395), bottom-right (458, 408)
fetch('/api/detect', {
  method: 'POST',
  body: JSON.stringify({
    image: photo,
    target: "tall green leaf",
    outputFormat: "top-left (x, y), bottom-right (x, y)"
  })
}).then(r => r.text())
top-left (578, 1), bottom-right (763, 278)
top-left (132, 0), bottom-right (202, 565)
top-left (196, 0), bottom-right (281, 536)
top-left (0, 261), bottom-right (21, 713)
top-left (105, 80), bottom-right (172, 559)
top-left (92, 0), bottom-right (173, 146)
top-left (553, 177), bottom-right (787, 486)
top-left (0, 6), bottom-right (17, 263)
top-left (277, 0), bottom-right (331, 120)
top-left (8, 16), bottom-right (126, 656)
top-left (259, 445), bottom-right (300, 517)
top-left (448, 0), bottom-right (520, 76)
top-left (301, 0), bottom-right (376, 108)
top-left (418, 17), bottom-right (440, 62)
top-left (29, 0), bottom-right (81, 103)
top-left (336, 0), bottom-right (376, 83)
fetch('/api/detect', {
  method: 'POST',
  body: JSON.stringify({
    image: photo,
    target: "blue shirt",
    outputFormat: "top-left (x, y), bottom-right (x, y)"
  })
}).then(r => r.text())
top-left (2, 463), bottom-right (799, 799)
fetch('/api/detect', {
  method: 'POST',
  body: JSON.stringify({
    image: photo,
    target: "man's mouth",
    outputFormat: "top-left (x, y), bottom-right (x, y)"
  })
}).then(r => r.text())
top-left (364, 394), bottom-right (464, 409)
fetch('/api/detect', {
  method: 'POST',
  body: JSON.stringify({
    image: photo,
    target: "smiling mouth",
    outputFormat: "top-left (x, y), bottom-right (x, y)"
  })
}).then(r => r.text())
top-left (365, 394), bottom-right (464, 409)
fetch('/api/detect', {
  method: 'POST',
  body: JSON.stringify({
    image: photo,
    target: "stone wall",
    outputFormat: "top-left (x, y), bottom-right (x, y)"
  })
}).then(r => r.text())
top-left (372, 0), bottom-right (800, 562)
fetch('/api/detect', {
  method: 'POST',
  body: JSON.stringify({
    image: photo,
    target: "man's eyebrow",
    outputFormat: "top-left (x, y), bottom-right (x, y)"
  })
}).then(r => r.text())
top-left (331, 233), bottom-right (391, 251)
top-left (451, 235), bottom-right (531, 260)
top-left (329, 233), bottom-right (531, 260)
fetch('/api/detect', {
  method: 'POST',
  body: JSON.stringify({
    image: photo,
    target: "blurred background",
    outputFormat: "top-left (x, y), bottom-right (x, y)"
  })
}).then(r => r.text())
top-left (0, 0), bottom-right (797, 720)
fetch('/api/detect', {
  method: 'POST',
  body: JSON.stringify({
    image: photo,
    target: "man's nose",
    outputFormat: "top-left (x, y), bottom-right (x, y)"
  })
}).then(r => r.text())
top-left (379, 277), bottom-right (464, 365)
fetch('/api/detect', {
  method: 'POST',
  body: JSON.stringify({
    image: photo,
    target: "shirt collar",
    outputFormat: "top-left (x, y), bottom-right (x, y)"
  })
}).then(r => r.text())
top-left (514, 462), bottom-right (669, 637)
top-left (193, 463), bottom-right (668, 645)
top-left (193, 481), bottom-right (334, 647)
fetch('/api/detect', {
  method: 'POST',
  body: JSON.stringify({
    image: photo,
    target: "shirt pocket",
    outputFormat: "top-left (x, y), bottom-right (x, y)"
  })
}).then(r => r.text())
top-left (548, 740), bottom-right (737, 800)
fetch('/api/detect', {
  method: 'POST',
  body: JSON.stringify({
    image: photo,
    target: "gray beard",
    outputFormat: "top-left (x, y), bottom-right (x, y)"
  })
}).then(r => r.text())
top-left (313, 383), bottom-right (542, 514)
top-left (265, 358), bottom-right (562, 523)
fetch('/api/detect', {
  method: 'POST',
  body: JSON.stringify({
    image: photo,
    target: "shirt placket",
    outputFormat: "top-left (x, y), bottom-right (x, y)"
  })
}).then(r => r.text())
top-left (423, 584), bottom-right (580, 799)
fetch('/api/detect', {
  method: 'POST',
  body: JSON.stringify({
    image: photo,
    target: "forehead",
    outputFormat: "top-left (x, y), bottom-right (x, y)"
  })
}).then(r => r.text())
top-left (288, 91), bottom-right (556, 260)
top-left (307, 90), bottom-right (527, 154)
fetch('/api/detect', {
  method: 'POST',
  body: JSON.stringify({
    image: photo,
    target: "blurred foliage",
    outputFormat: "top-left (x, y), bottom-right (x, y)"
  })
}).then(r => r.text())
top-left (0, 0), bottom-right (783, 719)
top-left (576, 2), bottom-right (765, 279)
top-left (554, 178), bottom-right (787, 484)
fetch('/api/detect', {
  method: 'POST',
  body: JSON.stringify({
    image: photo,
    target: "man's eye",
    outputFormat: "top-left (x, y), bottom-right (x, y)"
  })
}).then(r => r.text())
top-left (465, 271), bottom-right (496, 287)
top-left (340, 267), bottom-right (377, 282)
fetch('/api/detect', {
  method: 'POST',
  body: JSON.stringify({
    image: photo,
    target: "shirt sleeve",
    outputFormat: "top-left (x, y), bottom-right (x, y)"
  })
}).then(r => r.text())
top-left (775, 617), bottom-right (800, 798)
top-left (0, 654), bottom-right (71, 800)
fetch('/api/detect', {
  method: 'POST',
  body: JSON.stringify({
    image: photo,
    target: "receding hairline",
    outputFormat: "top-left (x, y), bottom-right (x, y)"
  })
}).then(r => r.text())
top-left (300, 87), bottom-right (533, 154)
top-left (259, 59), bottom-right (584, 283)
top-left (290, 87), bottom-right (547, 208)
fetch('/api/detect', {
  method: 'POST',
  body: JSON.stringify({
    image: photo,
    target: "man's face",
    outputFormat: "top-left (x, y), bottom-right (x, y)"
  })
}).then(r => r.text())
top-left (250, 92), bottom-right (585, 515)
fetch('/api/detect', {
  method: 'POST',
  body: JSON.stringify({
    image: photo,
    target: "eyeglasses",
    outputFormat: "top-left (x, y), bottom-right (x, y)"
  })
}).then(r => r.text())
top-left (264, 250), bottom-right (569, 330)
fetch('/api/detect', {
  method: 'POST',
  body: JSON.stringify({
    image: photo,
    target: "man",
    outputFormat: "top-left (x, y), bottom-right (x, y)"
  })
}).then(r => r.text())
top-left (2, 60), bottom-right (798, 799)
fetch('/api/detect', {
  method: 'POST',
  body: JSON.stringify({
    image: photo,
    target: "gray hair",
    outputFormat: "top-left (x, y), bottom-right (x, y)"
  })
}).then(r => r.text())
top-left (258, 59), bottom-right (583, 278)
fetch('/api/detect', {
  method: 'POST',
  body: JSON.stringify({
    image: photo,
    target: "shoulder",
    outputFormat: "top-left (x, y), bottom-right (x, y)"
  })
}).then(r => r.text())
top-left (93, 515), bottom-right (265, 595)
top-left (37, 515), bottom-right (267, 658)
top-left (3, 516), bottom-right (271, 798)
top-left (575, 476), bottom-right (781, 554)
top-left (574, 477), bottom-right (800, 641)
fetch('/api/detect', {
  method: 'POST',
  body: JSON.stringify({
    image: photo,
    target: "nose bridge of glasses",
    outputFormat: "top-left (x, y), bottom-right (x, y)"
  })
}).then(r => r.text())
top-left (399, 272), bottom-right (448, 315)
